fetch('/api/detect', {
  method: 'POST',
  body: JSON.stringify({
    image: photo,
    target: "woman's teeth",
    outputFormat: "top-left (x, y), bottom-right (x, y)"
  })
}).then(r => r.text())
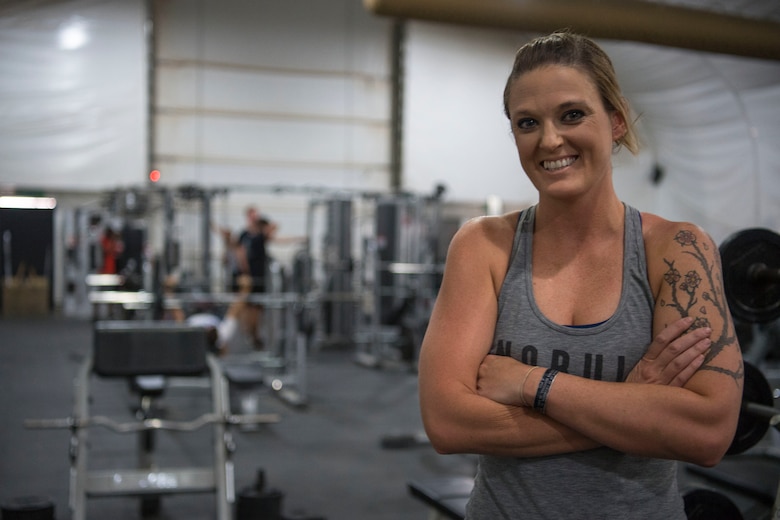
top-left (543, 157), bottom-right (576, 171)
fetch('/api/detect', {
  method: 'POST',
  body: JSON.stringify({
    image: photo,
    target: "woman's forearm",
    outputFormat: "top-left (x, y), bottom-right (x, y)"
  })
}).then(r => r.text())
top-left (522, 369), bottom-right (738, 466)
top-left (421, 381), bottom-right (600, 457)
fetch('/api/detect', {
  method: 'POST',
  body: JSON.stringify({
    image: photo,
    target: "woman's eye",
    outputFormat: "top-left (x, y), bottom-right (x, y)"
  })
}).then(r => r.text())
top-left (516, 118), bottom-right (536, 130)
top-left (562, 110), bottom-right (585, 123)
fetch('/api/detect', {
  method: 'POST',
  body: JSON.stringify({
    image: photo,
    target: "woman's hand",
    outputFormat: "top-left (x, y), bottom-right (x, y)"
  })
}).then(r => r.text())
top-left (477, 355), bottom-right (530, 406)
top-left (625, 316), bottom-right (711, 387)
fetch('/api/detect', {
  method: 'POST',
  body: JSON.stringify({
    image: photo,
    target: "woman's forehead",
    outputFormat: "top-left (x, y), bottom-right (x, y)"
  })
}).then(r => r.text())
top-left (507, 65), bottom-right (600, 111)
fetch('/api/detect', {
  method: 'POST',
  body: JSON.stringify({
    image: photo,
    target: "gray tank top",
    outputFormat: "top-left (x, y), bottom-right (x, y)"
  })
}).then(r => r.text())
top-left (465, 204), bottom-right (686, 520)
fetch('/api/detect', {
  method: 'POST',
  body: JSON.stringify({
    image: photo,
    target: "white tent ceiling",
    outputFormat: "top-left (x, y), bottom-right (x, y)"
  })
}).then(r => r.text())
top-left (604, 0), bottom-right (780, 240)
top-left (604, 40), bottom-right (780, 240)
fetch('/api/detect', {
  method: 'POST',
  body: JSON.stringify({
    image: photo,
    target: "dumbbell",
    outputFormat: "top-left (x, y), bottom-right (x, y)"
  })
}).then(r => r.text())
top-left (720, 228), bottom-right (780, 324)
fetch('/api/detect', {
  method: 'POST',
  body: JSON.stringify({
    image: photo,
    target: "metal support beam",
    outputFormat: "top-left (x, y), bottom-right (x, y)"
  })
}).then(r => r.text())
top-left (389, 20), bottom-right (406, 191)
top-left (364, 0), bottom-right (780, 61)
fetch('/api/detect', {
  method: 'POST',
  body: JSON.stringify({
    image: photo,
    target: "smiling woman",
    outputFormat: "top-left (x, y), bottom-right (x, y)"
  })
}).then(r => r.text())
top-left (417, 31), bottom-right (743, 520)
top-left (505, 64), bottom-right (623, 203)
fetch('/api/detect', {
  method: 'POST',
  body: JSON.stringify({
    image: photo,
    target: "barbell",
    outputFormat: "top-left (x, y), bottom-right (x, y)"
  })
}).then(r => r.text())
top-left (728, 361), bottom-right (777, 455)
top-left (683, 361), bottom-right (777, 520)
top-left (720, 227), bottom-right (780, 324)
top-left (719, 227), bottom-right (780, 453)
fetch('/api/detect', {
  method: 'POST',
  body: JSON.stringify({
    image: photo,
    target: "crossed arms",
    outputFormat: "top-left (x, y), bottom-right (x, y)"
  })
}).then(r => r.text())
top-left (418, 215), bottom-right (743, 467)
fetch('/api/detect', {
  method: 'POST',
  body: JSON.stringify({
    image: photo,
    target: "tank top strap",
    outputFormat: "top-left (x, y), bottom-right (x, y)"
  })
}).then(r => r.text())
top-left (509, 205), bottom-right (535, 267)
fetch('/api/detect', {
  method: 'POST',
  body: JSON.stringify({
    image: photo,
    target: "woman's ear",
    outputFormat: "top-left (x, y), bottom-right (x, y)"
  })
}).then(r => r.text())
top-left (611, 111), bottom-right (627, 143)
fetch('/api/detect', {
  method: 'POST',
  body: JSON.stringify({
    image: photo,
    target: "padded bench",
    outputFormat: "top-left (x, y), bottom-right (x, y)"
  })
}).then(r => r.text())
top-left (93, 321), bottom-right (209, 377)
top-left (407, 476), bottom-right (474, 520)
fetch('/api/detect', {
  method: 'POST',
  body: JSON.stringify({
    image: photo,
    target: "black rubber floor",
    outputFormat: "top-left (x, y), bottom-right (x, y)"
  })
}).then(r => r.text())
top-left (1, 315), bottom-right (776, 519)
top-left (0, 315), bottom-right (475, 520)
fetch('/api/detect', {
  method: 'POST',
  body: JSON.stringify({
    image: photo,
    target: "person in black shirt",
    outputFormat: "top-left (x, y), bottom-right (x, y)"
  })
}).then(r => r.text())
top-left (237, 206), bottom-right (268, 348)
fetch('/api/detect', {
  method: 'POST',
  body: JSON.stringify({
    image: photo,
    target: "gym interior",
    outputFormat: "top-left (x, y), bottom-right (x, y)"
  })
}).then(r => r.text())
top-left (1, 1), bottom-right (779, 519)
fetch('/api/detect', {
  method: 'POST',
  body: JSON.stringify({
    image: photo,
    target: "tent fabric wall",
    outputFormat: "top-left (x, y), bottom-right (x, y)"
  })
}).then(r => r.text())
top-left (0, 0), bottom-right (147, 190)
top-left (402, 24), bottom-right (538, 208)
top-left (152, 0), bottom-right (393, 192)
top-left (604, 42), bottom-right (780, 242)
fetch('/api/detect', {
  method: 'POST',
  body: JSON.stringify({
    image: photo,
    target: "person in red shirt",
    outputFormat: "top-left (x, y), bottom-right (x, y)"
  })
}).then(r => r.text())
top-left (99, 226), bottom-right (123, 275)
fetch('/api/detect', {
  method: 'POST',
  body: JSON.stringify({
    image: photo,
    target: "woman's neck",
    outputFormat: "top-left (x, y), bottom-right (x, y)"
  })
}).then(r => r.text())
top-left (535, 193), bottom-right (624, 241)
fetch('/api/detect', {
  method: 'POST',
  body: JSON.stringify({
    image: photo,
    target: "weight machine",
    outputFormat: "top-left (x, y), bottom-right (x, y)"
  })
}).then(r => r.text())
top-left (298, 188), bottom-right (448, 369)
top-left (303, 196), bottom-right (359, 347)
top-left (354, 191), bottom-right (446, 369)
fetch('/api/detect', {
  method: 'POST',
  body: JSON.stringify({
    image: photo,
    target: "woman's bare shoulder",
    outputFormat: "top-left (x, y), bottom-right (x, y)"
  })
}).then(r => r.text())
top-left (640, 212), bottom-right (714, 255)
top-left (640, 211), bottom-right (722, 305)
top-left (445, 212), bottom-right (521, 288)
top-left (445, 213), bottom-right (519, 269)
top-left (453, 211), bottom-right (520, 248)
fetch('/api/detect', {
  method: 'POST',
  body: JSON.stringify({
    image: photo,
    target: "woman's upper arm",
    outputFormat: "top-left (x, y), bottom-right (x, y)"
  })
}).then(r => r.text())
top-left (648, 222), bottom-right (743, 458)
top-left (419, 216), bottom-right (599, 456)
top-left (418, 218), bottom-right (504, 436)
top-left (535, 220), bottom-right (743, 465)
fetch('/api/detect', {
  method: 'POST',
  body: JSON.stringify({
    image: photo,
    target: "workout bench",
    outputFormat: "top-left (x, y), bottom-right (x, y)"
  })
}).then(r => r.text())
top-left (407, 476), bottom-right (473, 520)
top-left (26, 321), bottom-right (279, 520)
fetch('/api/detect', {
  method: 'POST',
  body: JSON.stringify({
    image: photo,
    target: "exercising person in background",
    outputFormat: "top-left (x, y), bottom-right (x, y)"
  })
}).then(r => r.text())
top-left (418, 31), bottom-right (743, 519)
top-left (237, 206), bottom-right (269, 349)
top-left (163, 273), bottom-right (252, 356)
top-left (186, 274), bottom-right (252, 356)
top-left (99, 226), bottom-right (123, 275)
top-left (212, 221), bottom-right (242, 292)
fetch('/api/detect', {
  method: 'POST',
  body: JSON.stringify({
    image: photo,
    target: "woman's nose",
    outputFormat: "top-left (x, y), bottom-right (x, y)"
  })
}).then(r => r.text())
top-left (540, 123), bottom-right (564, 150)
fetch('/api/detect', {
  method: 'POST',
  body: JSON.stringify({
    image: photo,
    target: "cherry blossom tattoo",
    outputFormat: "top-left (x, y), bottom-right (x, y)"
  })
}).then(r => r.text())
top-left (660, 229), bottom-right (743, 383)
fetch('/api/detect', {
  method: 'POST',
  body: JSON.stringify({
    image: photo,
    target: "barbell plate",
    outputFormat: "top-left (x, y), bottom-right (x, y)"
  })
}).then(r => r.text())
top-left (727, 361), bottom-right (774, 455)
top-left (683, 488), bottom-right (743, 520)
top-left (719, 227), bottom-right (780, 324)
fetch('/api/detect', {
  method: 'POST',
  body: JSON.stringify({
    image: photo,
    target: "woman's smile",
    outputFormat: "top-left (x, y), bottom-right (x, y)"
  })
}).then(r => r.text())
top-left (542, 156), bottom-right (578, 172)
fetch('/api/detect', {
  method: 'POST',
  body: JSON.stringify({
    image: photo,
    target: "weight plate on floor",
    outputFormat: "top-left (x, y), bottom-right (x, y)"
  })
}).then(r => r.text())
top-left (0, 496), bottom-right (55, 520)
top-left (719, 227), bottom-right (780, 324)
top-left (683, 488), bottom-right (743, 520)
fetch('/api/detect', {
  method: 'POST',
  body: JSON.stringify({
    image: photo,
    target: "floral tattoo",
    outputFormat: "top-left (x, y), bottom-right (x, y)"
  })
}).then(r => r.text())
top-left (659, 230), bottom-right (743, 383)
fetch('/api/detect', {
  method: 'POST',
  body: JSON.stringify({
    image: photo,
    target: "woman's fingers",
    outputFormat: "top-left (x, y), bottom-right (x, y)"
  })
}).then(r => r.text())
top-left (643, 316), bottom-right (695, 362)
top-left (627, 317), bottom-right (712, 386)
top-left (666, 342), bottom-right (708, 387)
